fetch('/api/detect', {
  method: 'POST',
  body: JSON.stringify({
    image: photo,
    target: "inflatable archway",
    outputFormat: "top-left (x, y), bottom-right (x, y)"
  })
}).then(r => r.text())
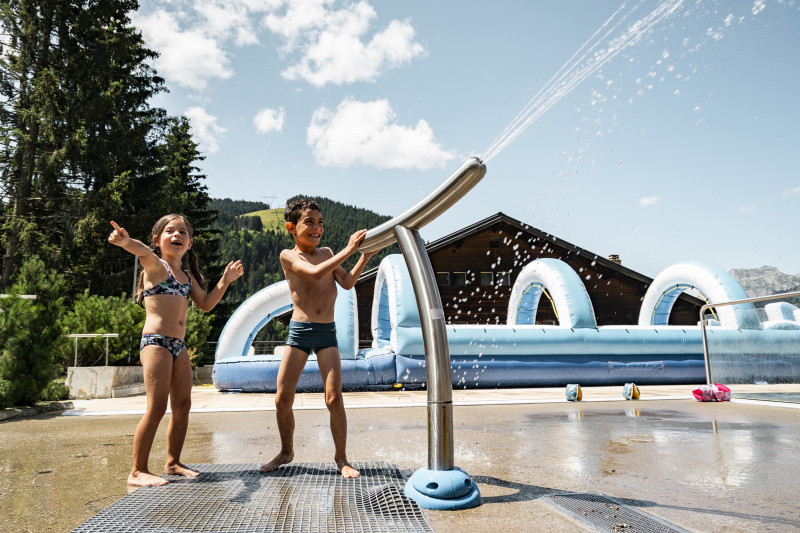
top-left (506, 258), bottom-right (597, 328)
top-left (371, 255), bottom-right (420, 352)
top-left (215, 281), bottom-right (292, 360)
top-left (214, 281), bottom-right (360, 361)
top-left (638, 262), bottom-right (759, 329)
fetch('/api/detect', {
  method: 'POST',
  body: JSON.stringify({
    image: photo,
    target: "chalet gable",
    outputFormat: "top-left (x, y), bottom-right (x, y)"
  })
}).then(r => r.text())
top-left (355, 212), bottom-right (701, 330)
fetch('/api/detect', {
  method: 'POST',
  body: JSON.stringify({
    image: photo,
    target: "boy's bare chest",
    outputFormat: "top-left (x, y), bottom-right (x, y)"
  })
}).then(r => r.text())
top-left (299, 250), bottom-right (328, 265)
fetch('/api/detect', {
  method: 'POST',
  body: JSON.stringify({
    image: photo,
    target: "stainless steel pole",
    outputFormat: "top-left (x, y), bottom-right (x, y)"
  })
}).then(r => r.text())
top-left (394, 225), bottom-right (454, 471)
top-left (132, 255), bottom-right (139, 301)
top-left (700, 318), bottom-right (711, 385)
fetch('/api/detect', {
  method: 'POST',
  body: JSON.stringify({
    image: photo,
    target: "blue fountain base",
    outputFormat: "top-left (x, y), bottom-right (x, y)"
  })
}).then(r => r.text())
top-left (404, 467), bottom-right (481, 510)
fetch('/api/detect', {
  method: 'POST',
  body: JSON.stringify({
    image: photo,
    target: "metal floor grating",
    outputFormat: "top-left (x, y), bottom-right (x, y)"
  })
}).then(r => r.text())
top-left (72, 462), bottom-right (434, 533)
top-left (543, 492), bottom-right (690, 533)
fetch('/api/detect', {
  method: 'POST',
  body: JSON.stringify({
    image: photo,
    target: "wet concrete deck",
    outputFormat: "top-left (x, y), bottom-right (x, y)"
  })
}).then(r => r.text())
top-left (1, 384), bottom-right (799, 532)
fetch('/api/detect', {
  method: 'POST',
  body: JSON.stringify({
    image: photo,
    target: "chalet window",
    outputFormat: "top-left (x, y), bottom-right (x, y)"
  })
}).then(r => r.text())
top-left (489, 239), bottom-right (500, 248)
top-left (435, 272), bottom-right (451, 286)
top-left (452, 272), bottom-right (467, 286)
top-left (480, 272), bottom-right (493, 286)
top-left (496, 271), bottom-right (511, 287)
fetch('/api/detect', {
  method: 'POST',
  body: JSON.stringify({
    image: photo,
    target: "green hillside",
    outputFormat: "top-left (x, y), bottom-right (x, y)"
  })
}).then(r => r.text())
top-left (244, 208), bottom-right (286, 231)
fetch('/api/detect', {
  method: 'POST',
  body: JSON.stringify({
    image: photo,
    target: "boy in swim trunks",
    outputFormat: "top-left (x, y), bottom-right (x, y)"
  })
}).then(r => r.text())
top-left (260, 199), bottom-right (379, 478)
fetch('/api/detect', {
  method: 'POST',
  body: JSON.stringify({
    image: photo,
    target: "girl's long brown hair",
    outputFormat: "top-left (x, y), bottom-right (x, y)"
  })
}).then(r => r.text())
top-left (135, 214), bottom-right (206, 305)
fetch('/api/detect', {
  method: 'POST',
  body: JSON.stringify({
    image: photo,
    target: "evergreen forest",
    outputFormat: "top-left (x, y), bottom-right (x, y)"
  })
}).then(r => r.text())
top-left (0, 0), bottom-right (395, 407)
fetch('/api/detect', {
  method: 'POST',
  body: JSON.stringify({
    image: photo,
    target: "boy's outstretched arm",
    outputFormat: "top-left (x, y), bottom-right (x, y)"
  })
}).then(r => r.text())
top-left (284, 230), bottom-right (367, 280)
top-left (190, 260), bottom-right (244, 312)
top-left (334, 250), bottom-right (380, 290)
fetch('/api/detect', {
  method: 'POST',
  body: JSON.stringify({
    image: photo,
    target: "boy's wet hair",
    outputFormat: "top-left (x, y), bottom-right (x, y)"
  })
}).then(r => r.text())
top-left (284, 198), bottom-right (321, 225)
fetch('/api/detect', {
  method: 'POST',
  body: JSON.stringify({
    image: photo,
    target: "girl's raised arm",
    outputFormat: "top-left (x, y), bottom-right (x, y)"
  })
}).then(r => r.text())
top-left (189, 260), bottom-right (244, 312)
top-left (108, 221), bottom-right (164, 275)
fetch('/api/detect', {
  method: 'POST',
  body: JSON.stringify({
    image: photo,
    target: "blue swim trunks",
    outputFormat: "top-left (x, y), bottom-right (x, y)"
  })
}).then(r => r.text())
top-left (140, 334), bottom-right (186, 360)
top-left (286, 321), bottom-right (338, 355)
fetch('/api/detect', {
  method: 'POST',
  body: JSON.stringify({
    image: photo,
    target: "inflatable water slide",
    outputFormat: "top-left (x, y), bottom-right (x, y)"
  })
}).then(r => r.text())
top-left (212, 256), bottom-right (800, 392)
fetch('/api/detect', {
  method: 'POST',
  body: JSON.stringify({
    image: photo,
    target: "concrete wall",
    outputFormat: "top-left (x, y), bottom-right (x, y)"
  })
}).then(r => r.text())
top-left (66, 366), bottom-right (144, 399)
top-left (195, 365), bottom-right (213, 385)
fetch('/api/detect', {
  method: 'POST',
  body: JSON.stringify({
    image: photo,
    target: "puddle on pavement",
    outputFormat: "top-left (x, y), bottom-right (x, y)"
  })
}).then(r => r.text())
top-left (2, 402), bottom-right (799, 532)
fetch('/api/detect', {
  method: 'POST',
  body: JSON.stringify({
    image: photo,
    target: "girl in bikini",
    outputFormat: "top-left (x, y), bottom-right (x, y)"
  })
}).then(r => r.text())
top-left (108, 215), bottom-right (243, 486)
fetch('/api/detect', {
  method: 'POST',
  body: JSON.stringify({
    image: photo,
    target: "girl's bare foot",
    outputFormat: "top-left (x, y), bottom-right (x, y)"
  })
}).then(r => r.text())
top-left (336, 458), bottom-right (360, 479)
top-left (165, 462), bottom-right (200, 477)
top-left (128, 470), bottom-right (168, 486)
top-left (260, 451), bottom-right (293, 473)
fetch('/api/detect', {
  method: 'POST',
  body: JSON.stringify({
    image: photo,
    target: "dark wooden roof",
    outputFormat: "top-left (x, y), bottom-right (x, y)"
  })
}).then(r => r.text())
top-left (354, 212), bottom-right (703, 333)
top-left (357, 211), bottom-right (654, 287)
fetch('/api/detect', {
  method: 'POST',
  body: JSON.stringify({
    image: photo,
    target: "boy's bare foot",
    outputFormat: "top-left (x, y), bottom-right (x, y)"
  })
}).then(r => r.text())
top-left (260, 451), bottom-right (293, 473)
top-left (336, 458), bottom-right (360, 479)
top-left (128, 470), bottom-right (168, 486)
top-left (165, 462), bottom-right (200, 477)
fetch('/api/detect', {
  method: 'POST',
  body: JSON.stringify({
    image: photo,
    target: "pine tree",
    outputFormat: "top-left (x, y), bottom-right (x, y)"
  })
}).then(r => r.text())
top-left (58, 0), bottom-right (167, 296)
top-left (0, 256), bottom-right (65, 408)
top-left (0, 1), bottom-right (63, 286)
top-left (0, 0), bottom-right (170, 295)
top-left (153, 115), bottom-right (220, 287)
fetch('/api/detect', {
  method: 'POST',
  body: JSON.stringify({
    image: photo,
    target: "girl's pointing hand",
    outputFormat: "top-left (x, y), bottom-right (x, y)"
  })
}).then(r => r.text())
top-left (108, 221), bottom-right (130, 247)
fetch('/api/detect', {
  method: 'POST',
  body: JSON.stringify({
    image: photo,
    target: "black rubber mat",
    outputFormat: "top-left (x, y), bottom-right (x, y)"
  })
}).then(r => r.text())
top-left (543, 492), bottom-right (690, 532)
top-left (72, 462), bottom-right (433, 533)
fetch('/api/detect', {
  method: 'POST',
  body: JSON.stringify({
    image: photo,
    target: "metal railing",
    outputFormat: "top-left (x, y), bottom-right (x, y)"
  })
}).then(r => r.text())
top-left (699, 290), bottom-right (800, 384)
top-left (64, 333), bottom-right (119, 367)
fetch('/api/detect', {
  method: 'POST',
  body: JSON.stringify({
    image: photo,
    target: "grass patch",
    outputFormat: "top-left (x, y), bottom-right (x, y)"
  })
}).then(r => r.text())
top-left (243, 209), bottom-right (285, 231)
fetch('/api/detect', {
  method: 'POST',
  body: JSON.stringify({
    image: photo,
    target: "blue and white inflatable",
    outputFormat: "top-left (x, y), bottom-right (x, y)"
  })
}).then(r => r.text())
top-left (212, 282), bottom-right (395, 391)
top-left (213, 256), bottom-right (800, 391)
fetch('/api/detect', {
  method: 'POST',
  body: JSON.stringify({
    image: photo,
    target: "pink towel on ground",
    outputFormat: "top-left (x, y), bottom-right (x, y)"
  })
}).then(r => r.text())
top-left (692, 383), bottom-right (731, 402)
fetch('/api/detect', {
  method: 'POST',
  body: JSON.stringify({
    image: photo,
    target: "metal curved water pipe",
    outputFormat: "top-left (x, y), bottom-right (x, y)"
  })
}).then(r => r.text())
top-left (359, 157), bottom-right (485, 510)
top-left (359, 157), bottom-right (487, 254)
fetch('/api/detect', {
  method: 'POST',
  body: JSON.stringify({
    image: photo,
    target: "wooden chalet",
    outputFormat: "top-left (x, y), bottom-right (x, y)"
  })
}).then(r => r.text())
top-left (353, 212), bottom-right (702, 344)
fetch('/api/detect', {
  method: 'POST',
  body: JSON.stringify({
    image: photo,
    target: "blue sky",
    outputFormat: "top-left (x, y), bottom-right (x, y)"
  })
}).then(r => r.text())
top-left (134, 0), bottom-right (800, 278)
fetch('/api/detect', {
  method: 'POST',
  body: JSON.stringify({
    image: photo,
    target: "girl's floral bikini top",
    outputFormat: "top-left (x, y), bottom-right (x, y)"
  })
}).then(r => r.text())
top-left (142, 259), bottom-right (192, 299)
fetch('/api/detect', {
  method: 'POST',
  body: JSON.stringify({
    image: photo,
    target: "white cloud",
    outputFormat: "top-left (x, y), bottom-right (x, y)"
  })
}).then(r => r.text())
top-left (193, 0), bottom-right (268, 46)
top-left (639, 196), bottom-right (659, 206)
top-left (263, 0), bottom-right (331, 43)
top-left (134, 1), bottom-right (423, 89)
top-left (265, 1), bottom-right (425, 87)
top-left (739, 205), bottom-right (757, 213)
top-left (306, 98), bottom-right (455, 169)
top-left (782, 186), bottom-right (800, 197)
top-left (134, 9), bottom-right (234, 89)
top-left (185, 106), bottom-right (226, 153)
top-left (254, 107), bottom-right (285, 133)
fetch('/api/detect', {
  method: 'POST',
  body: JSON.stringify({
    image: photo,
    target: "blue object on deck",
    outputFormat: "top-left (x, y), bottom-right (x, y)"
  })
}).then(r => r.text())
top-left (566, 383), bottom-right (582, 401)
top-left (404, 467), bottom-right (481, 511)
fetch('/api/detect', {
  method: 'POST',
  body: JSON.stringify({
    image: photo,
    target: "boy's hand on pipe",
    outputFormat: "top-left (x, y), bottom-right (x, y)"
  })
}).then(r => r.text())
top-left (347, 230), bottom-right (367, 253)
